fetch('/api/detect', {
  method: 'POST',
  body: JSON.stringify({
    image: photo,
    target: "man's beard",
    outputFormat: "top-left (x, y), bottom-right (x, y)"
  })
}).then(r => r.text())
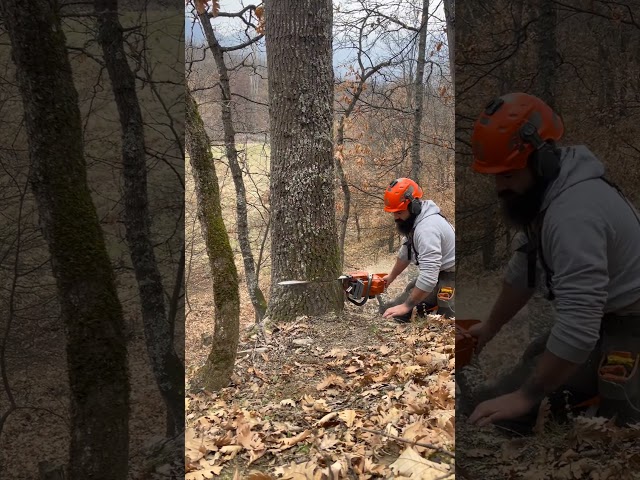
top-left (498, 181), bottom-right (547, 227)
top-left (395, 215), bottom-right (416, 235)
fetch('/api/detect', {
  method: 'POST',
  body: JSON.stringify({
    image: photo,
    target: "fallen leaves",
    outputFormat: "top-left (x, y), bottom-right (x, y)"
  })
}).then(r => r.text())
top-left (185, 315), bottom-right (455, 477)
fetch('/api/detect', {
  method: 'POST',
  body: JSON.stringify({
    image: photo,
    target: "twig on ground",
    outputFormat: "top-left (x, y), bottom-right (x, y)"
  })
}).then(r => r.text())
top-left (358, 427), bottom-right (455, 458)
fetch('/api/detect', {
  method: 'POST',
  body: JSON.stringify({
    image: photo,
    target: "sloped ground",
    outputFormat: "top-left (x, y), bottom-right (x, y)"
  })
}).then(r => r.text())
top-left (185, 310), bottom-right (455, 479)
top-left (454, 270), bottom-right (640, 480)
top-left (185, 226), bottom-right (456, 479)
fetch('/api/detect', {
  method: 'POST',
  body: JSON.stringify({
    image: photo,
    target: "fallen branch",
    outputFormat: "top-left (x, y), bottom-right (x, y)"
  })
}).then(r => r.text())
top-left (358, 427), bottom-right (455, 458)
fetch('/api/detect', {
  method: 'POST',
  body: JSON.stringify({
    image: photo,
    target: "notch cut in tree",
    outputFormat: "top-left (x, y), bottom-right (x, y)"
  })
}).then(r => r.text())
top-left (265, 0), bottom-right (343, 321)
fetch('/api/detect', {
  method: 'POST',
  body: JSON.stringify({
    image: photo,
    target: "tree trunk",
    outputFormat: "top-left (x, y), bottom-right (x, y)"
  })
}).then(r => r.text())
top-left (265, 0), bottom-right (343, 321)
top-left (185, 87), bottom-right (240, 390)
top-left (335, 117), bottom-right (351, 269)
top-left (1, 0), bottom-right (129, 478)
top-left (534, 0), bottom-right (557, 110)
top-left (94, 0), bottom-right (184, 438)
top-left (410, 0), bottom-right (429, 182)
top-left (443, 0), bottom-right (455, 86)
top-left (198, 11), bottom-right (267, 321)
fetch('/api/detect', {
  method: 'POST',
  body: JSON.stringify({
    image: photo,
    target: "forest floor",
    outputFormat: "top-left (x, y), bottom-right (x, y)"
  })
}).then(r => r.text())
top-left (454, 271), bottom-right (640, 480)
top-left (184, 232), bottom-right (456, 479)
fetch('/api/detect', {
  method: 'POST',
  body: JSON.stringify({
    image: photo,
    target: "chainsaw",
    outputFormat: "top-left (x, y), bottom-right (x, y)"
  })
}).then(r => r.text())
top-left (278, 271), bottom-right (388, 306)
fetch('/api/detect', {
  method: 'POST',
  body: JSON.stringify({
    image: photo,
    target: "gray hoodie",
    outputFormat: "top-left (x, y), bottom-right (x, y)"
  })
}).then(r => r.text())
top-left (397, 199), bottom-right (456, 292)
top-left (505, 145), bottom-right (640, 363)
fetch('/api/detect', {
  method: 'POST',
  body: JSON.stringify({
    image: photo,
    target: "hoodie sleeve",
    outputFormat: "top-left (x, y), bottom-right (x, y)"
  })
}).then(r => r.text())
top-left (543, 214), bottom-right (608, 364)
top-left (504, 231), bottom-right (531, 289)
top-left (412, 222), bottom-right (442, 292)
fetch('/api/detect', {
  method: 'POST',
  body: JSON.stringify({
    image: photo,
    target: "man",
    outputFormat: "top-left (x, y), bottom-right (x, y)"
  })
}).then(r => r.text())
top-left (379, 178), bottom-right (456, 323)
top-left (465, 92), bottom-right (640, 432)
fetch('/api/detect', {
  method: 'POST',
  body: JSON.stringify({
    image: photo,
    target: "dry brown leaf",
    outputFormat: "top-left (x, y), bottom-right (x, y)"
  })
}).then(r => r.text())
top-left (380, 345), bottom-right (392, 355)
top-left (501, 438), bottom-right (528, 461)
top-left (281, 430), bottom-right (311, 448)
top-left (316, 411), bottom-right (338, 426)
top-left (247, 472), bottom-right (275, 480)
top-left (319, 433), bottom-right (340, 450)
top-left (338, 409), bottom-right (356, 427)
top-left (275, 460), bottom-right (318, 479)
top-left (389, 447), bottom-right (450, 479)
top-left (317, 374), bottom-right (346, 390)
top-left (466, 448), bottom-right (494, 458)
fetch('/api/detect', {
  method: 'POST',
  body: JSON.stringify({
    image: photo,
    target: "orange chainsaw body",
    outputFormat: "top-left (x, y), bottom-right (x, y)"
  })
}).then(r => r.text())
top-left (456, 319), bottom-right (480, 368)
top-left (340, 271), bottom-right (387, 306)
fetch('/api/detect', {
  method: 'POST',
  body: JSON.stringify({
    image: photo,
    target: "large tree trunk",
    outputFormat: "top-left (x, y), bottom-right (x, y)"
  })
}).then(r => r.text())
top-left (185, 87), bottom-right (240, 390)
top-left (1, 0), bottom-right (129, 478)
top-left (198, 11), bottom-right (267, 322)
top-left (94, 0), bottom-right (184, 438)
top-left (265, 0), bottom-right (343, 321)
top-left (410, 0), bottom-right (429, 182)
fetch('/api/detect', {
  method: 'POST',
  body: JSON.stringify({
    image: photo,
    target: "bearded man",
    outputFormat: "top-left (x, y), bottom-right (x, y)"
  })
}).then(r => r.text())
top-left (378, 178), bottom-right (456, 323)
top-left (464, 92), bottom-right (640, 433)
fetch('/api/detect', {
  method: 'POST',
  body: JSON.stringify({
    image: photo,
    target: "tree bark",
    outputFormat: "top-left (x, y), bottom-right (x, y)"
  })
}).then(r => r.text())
top-left (410, 0), bottom-right (429, 182)
top-left (265, 0), bottom-right (343, 321)
top-left (198, 10), bottom-right (267, 321)
top-left (94, 0), bottom-right (184, 437)
top-left (443, 0), bottom-right (455, 86)
top-left (534, 0), bottom-right (557, 110)
top-left (1, 0), bottom-right (129, 478)
top-left (185, 87), bottom-right (240, 390)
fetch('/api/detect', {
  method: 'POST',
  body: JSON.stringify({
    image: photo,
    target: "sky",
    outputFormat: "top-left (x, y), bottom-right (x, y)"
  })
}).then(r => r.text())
top-left (185, 0), bottom-right (449, 73)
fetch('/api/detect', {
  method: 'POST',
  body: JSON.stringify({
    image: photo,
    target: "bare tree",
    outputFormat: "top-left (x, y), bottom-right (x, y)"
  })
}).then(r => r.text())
top-left (195, 3), bottom-right (268, 321)
top-left (1, 0), bottom-right (129, 477)
top-left (94, 0), bottom-right (184, 437)
top-left (186, 86), bottom-right (240, 390)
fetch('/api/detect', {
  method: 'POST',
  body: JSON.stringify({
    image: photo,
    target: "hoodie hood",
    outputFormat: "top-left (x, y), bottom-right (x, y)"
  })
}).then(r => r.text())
top-left (413, 199), bottom-right (442, 226)
top-left (541, 145), bottom-right (605, 211)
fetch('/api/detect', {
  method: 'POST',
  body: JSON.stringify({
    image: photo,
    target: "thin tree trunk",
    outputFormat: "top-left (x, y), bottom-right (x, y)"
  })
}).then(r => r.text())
top-left (265, 0), bottom-right (343, 321)
top-left (198, 12), bottom-right (267, 321)
top-left (334, 56), bottom-right (391, 268)
top-left (443, 0), bottom-right (455, 86)
top-left (410, 0), bottom-right (429, 182)
top-left (1, 0), bottom-right (129, 477)
top-left (186, 87), bottom-right (240, 390)
top-left (94, 0), bottom-right (184, 437)
top-left (534, 0), bottom-right (557, 109)
top-left (335, 117), bottom-right (351, 269)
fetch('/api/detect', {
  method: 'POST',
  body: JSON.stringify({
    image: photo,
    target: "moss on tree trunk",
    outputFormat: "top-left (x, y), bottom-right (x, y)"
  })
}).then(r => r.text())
top-left (185, 87), bottom-right (240, 390)
top-left (1, 0), bottom-right (129, 478)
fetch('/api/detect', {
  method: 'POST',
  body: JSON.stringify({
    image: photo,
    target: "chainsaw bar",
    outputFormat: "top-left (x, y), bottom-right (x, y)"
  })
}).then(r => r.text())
top-left (278, 279), bottom-right (341, 286)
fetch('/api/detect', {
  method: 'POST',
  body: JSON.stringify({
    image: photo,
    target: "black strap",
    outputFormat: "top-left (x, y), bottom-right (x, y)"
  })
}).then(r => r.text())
top-left (404, 213), bottom-right (454, 265)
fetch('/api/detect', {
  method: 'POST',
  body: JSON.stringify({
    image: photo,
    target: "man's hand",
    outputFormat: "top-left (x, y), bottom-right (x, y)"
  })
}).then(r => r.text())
top-left (382, 303), bottom-right (411, 319)
top-left (468, 389), bottom-right (538, 427)
top-left (467, 322), bottom-right (498, 354)
top-left (382, 274), bottom-right (396, 288)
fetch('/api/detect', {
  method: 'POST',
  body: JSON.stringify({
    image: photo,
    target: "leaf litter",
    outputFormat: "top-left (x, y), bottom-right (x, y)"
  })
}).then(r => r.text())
top-left (186, 311), bottom-right (455, 479)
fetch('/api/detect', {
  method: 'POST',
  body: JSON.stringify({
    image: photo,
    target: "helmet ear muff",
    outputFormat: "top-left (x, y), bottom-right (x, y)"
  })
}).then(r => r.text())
top-left (404, 185), bottom-right (422, 216)
top-left (519, 121), bottom-right (561, 181)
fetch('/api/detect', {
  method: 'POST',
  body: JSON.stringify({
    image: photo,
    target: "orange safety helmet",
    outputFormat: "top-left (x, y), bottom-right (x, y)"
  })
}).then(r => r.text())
top-left (383, 178), bottom-right (423, 213)
top-left (471, 93), bottom-right (564, 174)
